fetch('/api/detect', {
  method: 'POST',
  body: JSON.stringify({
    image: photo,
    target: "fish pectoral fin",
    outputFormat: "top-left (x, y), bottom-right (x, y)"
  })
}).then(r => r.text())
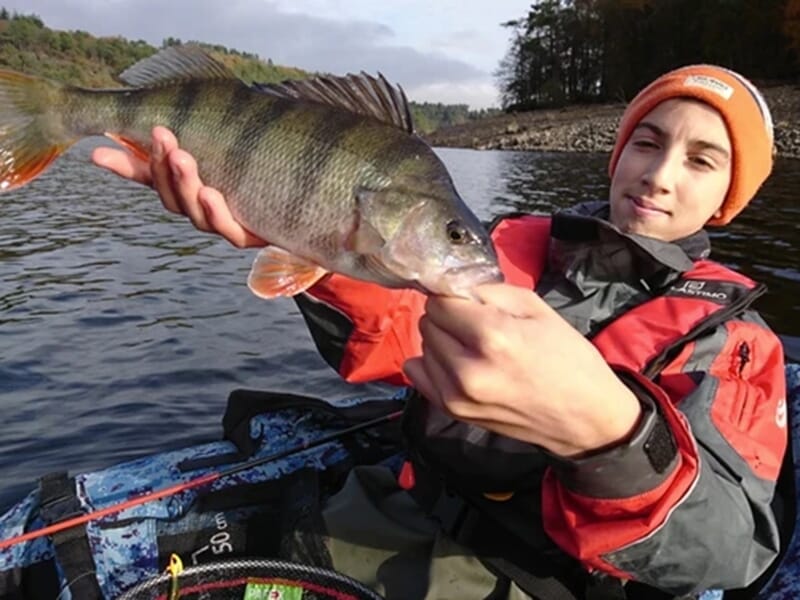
top-left (104, 133), bottom-right (150, 162)
top-left (247, 246), bottom-right (328, 299)
top-left (361, 253), bottom-right (412, 288)
top-left (344, 212), bottom-right (386, 254)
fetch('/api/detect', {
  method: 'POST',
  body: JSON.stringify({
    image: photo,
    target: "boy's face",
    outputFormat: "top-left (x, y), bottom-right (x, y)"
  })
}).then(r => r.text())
top-left (609, 98), bottom-right (732, 241)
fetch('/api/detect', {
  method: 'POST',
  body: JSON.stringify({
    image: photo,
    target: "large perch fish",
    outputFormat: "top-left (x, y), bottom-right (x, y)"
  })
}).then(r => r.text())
top-left (0, 45), bottom-right (501, 298)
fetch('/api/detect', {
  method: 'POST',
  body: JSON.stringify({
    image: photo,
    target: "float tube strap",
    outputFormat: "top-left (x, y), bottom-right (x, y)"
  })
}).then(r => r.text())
top-left (39, 471), bottom-right (103, 599)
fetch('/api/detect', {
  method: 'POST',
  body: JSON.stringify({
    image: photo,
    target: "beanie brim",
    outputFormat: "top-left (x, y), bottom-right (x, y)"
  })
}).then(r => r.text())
top-left (608, 66), bottom-right (773, 225)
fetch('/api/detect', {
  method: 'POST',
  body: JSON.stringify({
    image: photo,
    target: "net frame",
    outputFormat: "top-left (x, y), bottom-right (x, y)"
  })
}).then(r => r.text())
top-left (115, 557), bottom-right (385, 600)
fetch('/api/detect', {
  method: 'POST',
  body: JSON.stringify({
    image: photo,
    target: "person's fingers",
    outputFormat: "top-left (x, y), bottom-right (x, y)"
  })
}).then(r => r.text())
top-left (169, 150), bottom-right (211, 231)
top-left (424, 295), bottom-right (474, 326)
top-left (402, 357), bottom-right (435, 401)
top-left (424, 284), bottom-right (553, 350)
top-left (471, 283), bottom-right (549, 318)
top-left (418, 314), bottom-right (470, 374)
top-left (402, 356), bottom-right (456, 414)
top-left (410, 316), bottom-right (478, 413)
top-left (150, 128), bottom-right (182, 215)
top-left (419, 318), bottom-right (499, 418)
top-left (198, 187), bottom-right (267, 248)
top-left (403, 354), bottom-right (508, 429)
top-left (422, 295), bottom-right (498, 349)
top-left (91, 146), bottom-right (152, 186)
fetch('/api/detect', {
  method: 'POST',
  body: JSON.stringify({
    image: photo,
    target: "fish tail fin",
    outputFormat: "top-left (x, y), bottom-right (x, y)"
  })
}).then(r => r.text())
top-left (0, 70), bottom-right (80, 192)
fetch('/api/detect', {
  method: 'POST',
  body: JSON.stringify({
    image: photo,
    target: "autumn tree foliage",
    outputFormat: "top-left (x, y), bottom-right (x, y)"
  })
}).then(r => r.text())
top-left (497, 0), bottom-right (797, 110)
top-left (784, 0), bottom-right (800, 55)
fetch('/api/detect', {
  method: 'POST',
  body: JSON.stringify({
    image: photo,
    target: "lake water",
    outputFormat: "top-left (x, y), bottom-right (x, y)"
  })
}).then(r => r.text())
top-left (1, 140), bottom-right (798, 510)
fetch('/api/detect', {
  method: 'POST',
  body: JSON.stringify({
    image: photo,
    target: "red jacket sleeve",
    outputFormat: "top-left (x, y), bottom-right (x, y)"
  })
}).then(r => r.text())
top-left (298, 274), bottom-right (426, 387)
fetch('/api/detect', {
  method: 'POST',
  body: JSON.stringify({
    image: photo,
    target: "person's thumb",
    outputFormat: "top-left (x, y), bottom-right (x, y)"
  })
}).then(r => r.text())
top-left (471, 283), bottom-right (551, 318)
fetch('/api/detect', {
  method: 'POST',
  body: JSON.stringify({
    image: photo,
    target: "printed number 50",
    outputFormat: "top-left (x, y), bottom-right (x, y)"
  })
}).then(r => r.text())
top-left (211, 531), bottom-right (233, 555)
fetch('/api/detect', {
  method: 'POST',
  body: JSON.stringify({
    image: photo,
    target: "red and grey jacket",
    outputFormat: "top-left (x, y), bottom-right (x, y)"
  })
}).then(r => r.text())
top-left (294, 206), bottom-right (787, 596)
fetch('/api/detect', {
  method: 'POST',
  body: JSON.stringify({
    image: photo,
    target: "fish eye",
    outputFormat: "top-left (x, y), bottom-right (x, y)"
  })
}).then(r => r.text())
top-left (446, 220), bottom-right (469, 244)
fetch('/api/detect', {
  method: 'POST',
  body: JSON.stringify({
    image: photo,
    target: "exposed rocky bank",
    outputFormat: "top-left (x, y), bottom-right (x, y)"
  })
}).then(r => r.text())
top-left (426, 85), bottom-right (800, 159)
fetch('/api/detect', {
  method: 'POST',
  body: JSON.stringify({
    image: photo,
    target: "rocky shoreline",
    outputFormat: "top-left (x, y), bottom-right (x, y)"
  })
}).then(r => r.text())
top-left (426, 85), bottom-right (800, 159)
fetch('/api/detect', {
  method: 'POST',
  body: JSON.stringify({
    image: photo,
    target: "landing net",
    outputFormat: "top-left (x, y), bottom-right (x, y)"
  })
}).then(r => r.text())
top-left (116, 558), bottom-right (384, 600)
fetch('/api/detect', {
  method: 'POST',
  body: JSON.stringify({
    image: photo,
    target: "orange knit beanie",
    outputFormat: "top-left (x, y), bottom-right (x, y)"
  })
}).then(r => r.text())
top-left (608, 65), bottom-right (774, 225)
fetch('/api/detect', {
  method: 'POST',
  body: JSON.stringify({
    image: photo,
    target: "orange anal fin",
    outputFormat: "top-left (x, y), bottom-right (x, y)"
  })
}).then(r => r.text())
top-left (0, 145), bottom-right (69, 192)
top-left (104, 133), bottom-right (151, 162)
top-left (247, 246), bottom-right (328, 299)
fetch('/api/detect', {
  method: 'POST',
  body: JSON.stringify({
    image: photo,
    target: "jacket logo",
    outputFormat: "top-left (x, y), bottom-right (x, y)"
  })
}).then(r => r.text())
top-left (668, 280), bottom-right (729, 301)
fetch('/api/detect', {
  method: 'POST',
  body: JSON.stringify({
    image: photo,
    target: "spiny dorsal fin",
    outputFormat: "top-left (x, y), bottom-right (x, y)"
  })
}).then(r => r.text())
top-left (119, 45), bottom-right (237, 88)
top-left (253, 72), bottom-right (414, 134)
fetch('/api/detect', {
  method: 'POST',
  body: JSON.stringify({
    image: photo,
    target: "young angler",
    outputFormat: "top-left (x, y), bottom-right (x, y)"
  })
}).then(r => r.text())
top-left (95, 65), bottom-right (788, 599)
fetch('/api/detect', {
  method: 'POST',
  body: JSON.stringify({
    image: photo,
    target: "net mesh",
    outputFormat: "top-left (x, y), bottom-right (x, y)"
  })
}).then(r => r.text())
top-left (116, 558), bottom-right (385, 600)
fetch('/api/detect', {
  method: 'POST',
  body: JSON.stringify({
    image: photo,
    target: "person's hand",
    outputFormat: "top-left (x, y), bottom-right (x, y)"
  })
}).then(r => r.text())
top-left (403, 283), bottom-right (643, 457)
top-left (91, 127), bottom-right (265, 248)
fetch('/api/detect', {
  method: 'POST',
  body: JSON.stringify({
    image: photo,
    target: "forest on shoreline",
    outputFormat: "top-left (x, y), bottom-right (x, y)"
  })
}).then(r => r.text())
top-left (496, 0), bottom-right (800, 110)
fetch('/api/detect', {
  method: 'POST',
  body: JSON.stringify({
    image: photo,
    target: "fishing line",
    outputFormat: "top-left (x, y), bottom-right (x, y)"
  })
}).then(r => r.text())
top-left (0, 409), bottom-right (403, 551)
top-left (56, 570), bottom-right (99, 600)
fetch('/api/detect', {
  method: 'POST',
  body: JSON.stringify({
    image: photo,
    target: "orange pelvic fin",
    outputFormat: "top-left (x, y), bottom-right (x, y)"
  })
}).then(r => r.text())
top-left (104, 133), bottom-right (151, 162)
top-left (247, 246), bottom-right (329, 298)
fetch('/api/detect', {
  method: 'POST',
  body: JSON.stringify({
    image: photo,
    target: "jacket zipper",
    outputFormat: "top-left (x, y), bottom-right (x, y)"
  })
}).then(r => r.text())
top-left (732, 340), bottom-right (754, 426)
top-left (643, 283), bottom-right (767, 380)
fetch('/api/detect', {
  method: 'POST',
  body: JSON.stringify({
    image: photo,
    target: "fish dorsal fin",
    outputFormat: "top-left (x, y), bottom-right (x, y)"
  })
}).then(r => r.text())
top-left (118, 45), bottom-right (237, 87)
top-left (253, 72), bottom-right (414, 134)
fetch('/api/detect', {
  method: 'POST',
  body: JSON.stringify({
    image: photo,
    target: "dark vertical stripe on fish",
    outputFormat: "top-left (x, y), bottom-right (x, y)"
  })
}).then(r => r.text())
top-left (220, 97), bottom-right (293, 197)
top-left (286, 107), bottom-right (361, 219)
top-left (219, 83), bottom-right (254, 131)
top-left (169, 81), bottom-right (204, 136)
top-left (371, 133), bottom-right (436, 183)
top-left (330, 114), bottom-right (401, 189)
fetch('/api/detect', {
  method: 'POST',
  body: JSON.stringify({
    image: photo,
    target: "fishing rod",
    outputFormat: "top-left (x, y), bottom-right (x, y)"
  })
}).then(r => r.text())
top-left (0, 409), bottom-right (404, 551)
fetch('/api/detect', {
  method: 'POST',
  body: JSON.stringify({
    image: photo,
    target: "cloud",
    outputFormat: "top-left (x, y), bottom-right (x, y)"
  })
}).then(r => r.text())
top-left (408, 80), bottom-right (500, 109)
top-left (8, 0), bottom-right (510, 107)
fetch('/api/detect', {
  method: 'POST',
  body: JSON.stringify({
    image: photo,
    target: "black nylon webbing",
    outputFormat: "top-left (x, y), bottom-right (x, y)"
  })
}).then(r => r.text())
top-left (38, 472), bottom-right (103, 599)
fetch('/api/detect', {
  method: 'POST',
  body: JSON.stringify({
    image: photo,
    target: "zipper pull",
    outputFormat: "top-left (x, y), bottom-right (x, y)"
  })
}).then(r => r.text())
top-left (737, 342), bottom-right (751, 376)
top-left (397, 460), bottom-right (416, 490)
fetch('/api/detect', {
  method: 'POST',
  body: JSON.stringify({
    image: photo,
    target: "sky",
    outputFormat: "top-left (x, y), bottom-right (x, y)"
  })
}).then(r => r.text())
top-left (7, 0), bottom-right (533, 109)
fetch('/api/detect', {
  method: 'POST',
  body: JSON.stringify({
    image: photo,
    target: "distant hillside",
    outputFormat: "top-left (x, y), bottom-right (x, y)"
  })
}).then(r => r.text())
top-left (0, 11), bottom-right (308, 87)
top-left (0, 9), bottom-right (496, 133)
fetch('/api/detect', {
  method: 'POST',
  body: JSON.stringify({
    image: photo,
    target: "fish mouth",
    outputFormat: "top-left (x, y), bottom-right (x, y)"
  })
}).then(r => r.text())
top-left (423, 263), bottom-right (504, 298)
top-left (446, 263), bottom-right (504, 284)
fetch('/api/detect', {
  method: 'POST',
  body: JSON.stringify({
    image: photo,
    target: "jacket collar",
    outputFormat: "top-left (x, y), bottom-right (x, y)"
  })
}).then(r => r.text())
top-left (548, 201), bottom-right (711, 292)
